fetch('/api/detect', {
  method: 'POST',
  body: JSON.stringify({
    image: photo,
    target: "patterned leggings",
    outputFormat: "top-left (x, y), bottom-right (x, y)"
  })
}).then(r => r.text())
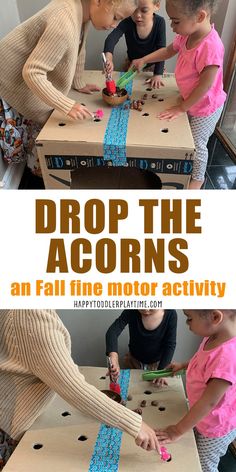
top-left (0, 97), bottom-right (42, 176)
top-left (189, 105), bottom-right (224, 181)
top-left (195, 428), bottom-right (236, 472)
top-left (0, 429), bottom-right (18, 470)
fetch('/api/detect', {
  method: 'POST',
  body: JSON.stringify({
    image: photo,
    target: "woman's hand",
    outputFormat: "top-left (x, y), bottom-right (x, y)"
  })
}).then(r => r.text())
top-left (155, 424), bottom-right (183, 443)
top-left (136, 421), bottom-right (161, 453)
top-left (68, 103), bottom-right (94, 120)
top-left (77, 84), bottom-right (101, 94)
top-left (145, 75), bottom-right (165, 89)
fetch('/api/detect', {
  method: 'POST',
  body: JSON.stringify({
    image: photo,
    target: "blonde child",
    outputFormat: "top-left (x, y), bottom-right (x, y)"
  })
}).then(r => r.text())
top-left (156, 309), bottom-right (236, 472)
top-left (132, 0), bottom-right (226, 189)
top-left (0, 309), bottom-right (160, 469)
top-left (0, 0), bottom-right (137, 175)
top-left (106, 309), bottom-right (177, 386)
top-left (104, 0), bottom-right (166, 88)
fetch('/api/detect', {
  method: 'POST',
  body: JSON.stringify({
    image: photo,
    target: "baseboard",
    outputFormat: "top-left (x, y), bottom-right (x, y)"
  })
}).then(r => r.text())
top-left (0, 161), bottom-right (25, 189)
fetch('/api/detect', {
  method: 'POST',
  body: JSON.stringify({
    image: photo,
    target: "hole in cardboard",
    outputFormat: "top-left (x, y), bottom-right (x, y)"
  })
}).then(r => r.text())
top-left (161, 128), bottom-right (169, 133)
top-left (142, 113), bottom-right (149, 116)
top-left (61, 411), bottom-right (71, 417)
top-left (167, 456), bottom-right (172, 462)
top-left (100, 376), bottom-right (106, 380)
top-left (78, 435), bottom-right (88, 441)
top-left (144, 390), bottom-right (152, 395)
top-left (58, 123), bottom-right (66, 126)
top-left (33, 444), bottom-right (43, 450)
top-left (146, 88), bottom-right (152, 91)
top-left (158, 98), bottom-right (164, 102)
top-left (81, 103), bottom-right (86, 106)
top-left (159, 406), bottom-right (166, 411)
top-left (93, 118), bottom-right (101, 122)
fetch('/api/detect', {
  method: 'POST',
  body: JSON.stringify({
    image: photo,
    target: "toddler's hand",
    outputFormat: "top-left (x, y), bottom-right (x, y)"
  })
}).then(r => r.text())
top-left (157, 105), bottom-right (184, 121)
top-left (131, 58), bottom-right (145, 72)
top-left (78, 83), bottom-right (100, 94)
top-left (152, 377), bottom-right (168, 388)
top-left (68, 103), bottom-right (94, 120)
top-left (165, 362), bottom-right (186, 374)
top-left (136, 421), bottom-right (161, 453)
top-left (146, 75), bottom-right (165, 89)
top-left (104, 59), bottom-right (114, 75)
top-left (155, 424), bottom-right (182, 443)
top-left (107, 353), bottom-right (120, 381)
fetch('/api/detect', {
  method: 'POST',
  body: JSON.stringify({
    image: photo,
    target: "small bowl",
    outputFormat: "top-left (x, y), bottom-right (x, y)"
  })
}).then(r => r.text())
top-left (101, 389), bottom-right (121, 403)
top-left (102, 87), bottom-right (128, 106)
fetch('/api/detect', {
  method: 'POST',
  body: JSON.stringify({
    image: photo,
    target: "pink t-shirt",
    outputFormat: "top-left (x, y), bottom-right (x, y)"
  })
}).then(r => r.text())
top-left (173, 25), bottom-right (226, 117)
top-left (186, 336), bottom-right (236, 437)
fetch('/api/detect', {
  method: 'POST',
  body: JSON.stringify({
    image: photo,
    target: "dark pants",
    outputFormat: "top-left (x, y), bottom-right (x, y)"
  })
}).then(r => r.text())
top-left (123, 352), bottom-right (160, 370)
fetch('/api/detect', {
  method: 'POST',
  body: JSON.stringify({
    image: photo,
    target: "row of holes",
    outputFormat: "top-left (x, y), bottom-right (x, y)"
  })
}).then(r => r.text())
top-left (58, 122), bottom-right (169, 132)
top-left (33, 435), bottom-right (88, 449)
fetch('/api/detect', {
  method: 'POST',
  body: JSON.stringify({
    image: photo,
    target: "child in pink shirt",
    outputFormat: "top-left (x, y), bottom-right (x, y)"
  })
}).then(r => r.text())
top-left (132, 0), bottom-right (227, 189)
top-left (156, 310), bottom-right (236, 472)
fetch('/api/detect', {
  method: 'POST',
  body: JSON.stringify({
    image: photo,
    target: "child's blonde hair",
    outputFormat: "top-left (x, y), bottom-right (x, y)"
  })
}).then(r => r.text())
top-left (167, 0), bottom-right (219, 16)
top-left (109, 0), bottom-right (139, 7)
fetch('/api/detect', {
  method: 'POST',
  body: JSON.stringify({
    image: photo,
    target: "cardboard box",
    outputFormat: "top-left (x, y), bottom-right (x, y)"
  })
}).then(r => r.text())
top-left (4, 368), bottom-right (201, 472)
top-left (36, 71), bottom-right (195, 189)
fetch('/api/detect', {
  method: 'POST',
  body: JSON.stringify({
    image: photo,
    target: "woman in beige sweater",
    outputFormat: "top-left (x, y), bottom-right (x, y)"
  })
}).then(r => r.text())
top-left (0, 309), bottom-right (160, 469)
top-left (0, 0), bottom-right (136, 174)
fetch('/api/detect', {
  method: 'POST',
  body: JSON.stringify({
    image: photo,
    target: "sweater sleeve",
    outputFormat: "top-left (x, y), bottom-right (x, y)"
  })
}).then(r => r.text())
top-left (103, 20), bottom-right (128, 54)
top-left (158, 310), bottom-right (177, 369)
top-left (72, 23), bottom-right (89, 91)
top-left (153, 16), bottom-right (166, 76)
top-left (13, 310), bottom-right (141, 439)
top-left (106, 310), bottom-right (130, 354)
top-left (22, 11), bottom-right (77, 115)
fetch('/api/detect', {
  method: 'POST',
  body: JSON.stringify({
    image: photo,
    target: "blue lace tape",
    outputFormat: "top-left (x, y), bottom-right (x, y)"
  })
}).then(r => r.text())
top-left (103, 79), bottom-right (133, 166)
top-left (88, 369), bottom-right (131, 472)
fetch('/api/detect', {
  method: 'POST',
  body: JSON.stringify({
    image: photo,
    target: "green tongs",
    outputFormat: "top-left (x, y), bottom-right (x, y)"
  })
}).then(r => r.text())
top-left (142, 367), bottom-right (186, 381)
top-left (116, 64), bottom-right (146, 89)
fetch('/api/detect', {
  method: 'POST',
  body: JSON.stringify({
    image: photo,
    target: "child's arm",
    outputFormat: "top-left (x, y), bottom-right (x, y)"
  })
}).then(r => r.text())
top-left (103, 21), bottom-right (127, 74)
top-left (105, 311), bottom-right (130, 379)
top-left (132, 44), bottom-right (177, 73)
top-left (158, 311), bottom-right (177, 370)
top-left (147, 16), bottom-right (166, 89)
top-left (156, 378), bottom-right (231, 443)
top-left (158, 65), bottom-right (219, 120)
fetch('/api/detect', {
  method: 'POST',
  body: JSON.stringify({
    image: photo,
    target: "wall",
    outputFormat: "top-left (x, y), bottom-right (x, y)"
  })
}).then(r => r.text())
top-left (16, 0), bottom-right (49, 21)
top-left (15, 0), bottom-right (236, 73)
top-left (220, 0), bottom-right (236, 68)
top-left (0, 0), bottom-right (20, 39)
top-left (57, 309), bottom-right (200, 366)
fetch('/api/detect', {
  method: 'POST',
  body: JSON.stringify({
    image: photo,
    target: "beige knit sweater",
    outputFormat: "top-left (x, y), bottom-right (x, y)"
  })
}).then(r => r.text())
top-left (0, 0), bottom-right (90, 124)
top-left (0, 309), bottom-right (141, 441)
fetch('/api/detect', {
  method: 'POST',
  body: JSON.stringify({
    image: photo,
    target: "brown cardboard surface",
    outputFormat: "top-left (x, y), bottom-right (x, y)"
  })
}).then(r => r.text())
top-left (5, 367), bottom-right (201, 472)
top-left (36, 71), bottom-right (195, 189)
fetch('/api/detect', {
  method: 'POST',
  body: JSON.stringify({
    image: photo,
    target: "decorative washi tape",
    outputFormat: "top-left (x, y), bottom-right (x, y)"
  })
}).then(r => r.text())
top-left (103, 80), bottom-right (133, 166)
top-left (88, 369), bottom-right (131, 471)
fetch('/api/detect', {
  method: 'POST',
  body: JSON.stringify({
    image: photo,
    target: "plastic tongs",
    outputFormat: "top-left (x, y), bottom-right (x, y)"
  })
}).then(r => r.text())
top-left (107, 356), bottom-right (121, 394)
top-left (116, 64), bottom-right (146, 89)
top-left (142, 367), bottom-right (186, 381)
top-left (102, 53), bottom-right (116, 94)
